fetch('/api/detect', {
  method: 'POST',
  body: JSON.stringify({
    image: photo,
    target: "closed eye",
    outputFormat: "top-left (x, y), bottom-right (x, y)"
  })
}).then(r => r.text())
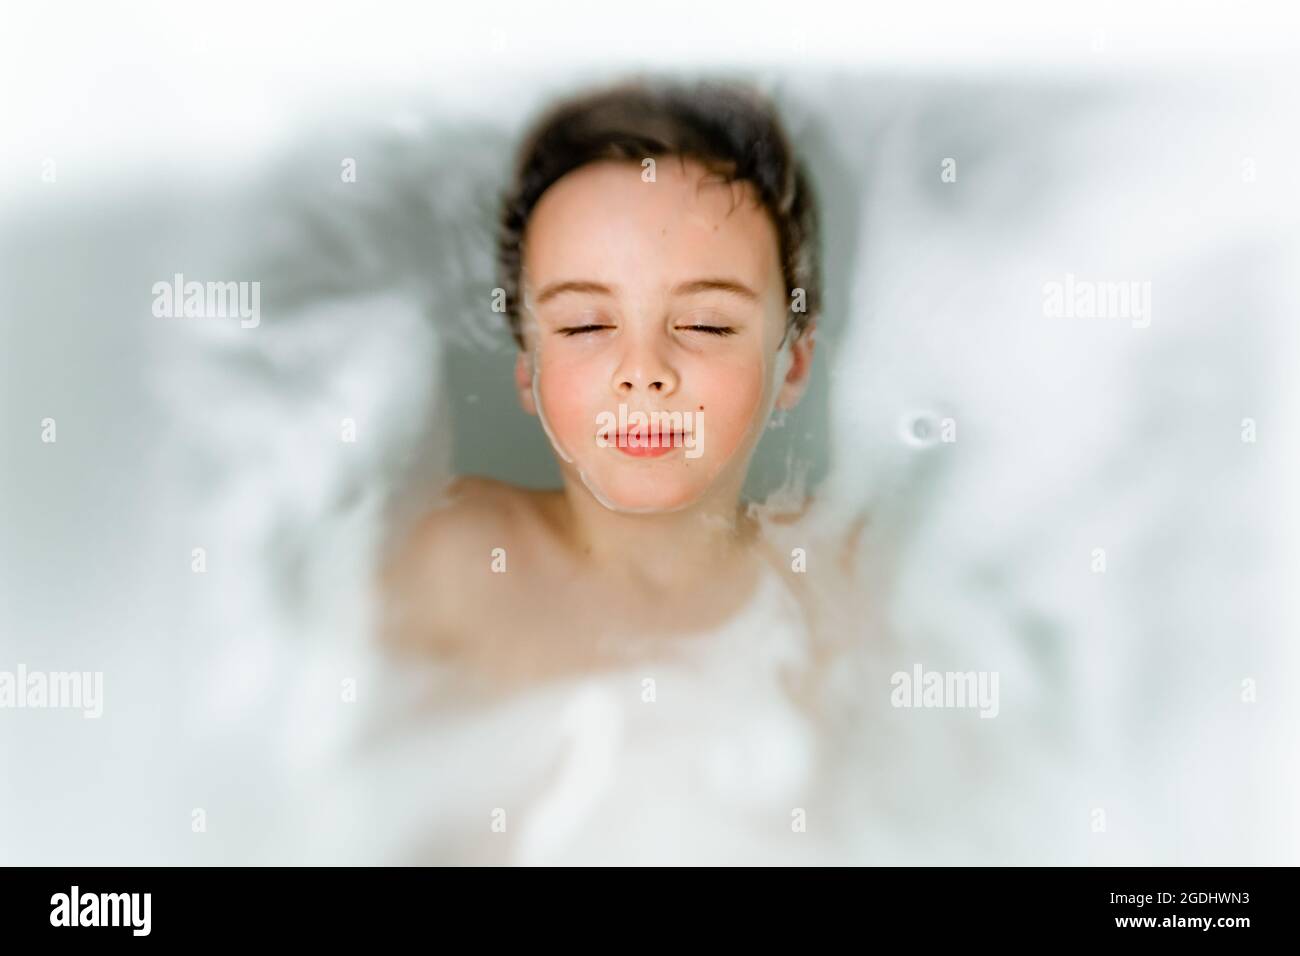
top-left (679, 324), bottom-right (736, 336)
top-left (557, 324), bottom-right (613, 337)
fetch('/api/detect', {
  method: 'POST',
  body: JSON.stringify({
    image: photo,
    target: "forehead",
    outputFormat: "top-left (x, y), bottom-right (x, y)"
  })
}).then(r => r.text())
top-left (522, 157), bottom-right (781, 300)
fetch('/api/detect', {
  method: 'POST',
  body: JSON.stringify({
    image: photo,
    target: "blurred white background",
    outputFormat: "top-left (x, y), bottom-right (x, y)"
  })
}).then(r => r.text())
top-left (1, 1), bottom-right (1297, 864)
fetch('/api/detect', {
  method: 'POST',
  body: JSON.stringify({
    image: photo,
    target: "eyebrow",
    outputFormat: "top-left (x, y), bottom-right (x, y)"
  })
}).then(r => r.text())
top-left (533, 277), bottom-right (760, 307)
top-left (672, 277), bottom-right (760, 301)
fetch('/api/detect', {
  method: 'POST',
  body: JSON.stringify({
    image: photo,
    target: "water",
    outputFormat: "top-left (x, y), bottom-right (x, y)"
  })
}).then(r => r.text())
top-left (2, 68), bottom-right (1296, 865)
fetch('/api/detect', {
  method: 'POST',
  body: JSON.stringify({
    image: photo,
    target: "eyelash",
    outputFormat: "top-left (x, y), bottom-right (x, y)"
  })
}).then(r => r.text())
top-left (556, 324), bottom-right (737, 337)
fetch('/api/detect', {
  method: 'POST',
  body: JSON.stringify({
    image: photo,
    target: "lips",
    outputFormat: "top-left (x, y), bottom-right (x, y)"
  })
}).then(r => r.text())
top-left (614, 429), bottom-right (688, 457)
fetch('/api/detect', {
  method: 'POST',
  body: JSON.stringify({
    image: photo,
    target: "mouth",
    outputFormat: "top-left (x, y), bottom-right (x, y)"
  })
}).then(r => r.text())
top-left (612, 429), bottom-right (690, 458)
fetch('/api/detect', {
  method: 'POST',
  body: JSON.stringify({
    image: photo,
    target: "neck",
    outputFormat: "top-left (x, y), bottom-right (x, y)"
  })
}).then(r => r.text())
top-left (553, 475), bottom-right (758, 585)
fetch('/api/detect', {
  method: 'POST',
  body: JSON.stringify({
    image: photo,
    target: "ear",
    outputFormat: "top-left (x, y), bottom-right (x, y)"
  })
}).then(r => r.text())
top-left (514, 350), bottom-right (538, 415)
top-left (775, 320), bottom-right (817, 411)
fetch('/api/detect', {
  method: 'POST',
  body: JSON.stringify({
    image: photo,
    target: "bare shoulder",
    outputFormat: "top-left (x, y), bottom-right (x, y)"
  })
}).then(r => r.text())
top-left (375, 476), bottom-right (542, 652)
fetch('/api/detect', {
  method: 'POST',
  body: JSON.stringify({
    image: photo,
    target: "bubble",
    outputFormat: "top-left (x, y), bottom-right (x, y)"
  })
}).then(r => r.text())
top-left (900, 410), bottom-right (941, 447)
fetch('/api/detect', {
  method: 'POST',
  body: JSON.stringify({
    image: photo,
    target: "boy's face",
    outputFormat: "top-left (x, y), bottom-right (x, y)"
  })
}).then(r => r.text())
top-left (516, 156), bottom-right (813, 513)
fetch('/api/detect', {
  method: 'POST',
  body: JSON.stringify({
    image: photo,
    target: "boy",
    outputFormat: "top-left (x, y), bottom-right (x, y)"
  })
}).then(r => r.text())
top-left (380, 77), bottom-right (822, 687)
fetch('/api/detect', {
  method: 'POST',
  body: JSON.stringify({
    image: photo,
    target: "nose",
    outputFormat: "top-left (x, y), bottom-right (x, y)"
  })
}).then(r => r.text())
top-left (611, 337), bottom-right (678, 397)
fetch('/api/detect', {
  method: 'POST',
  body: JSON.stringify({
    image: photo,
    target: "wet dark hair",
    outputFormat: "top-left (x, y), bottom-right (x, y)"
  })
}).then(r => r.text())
top-left (495, 76), bottom-right (822, 349)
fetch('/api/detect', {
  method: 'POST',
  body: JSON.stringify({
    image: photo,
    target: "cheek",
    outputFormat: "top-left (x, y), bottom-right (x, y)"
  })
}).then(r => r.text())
top-left (689, 354), bottom-right (768, 452)
top-left (536, 351), bottom-right (600, 441)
